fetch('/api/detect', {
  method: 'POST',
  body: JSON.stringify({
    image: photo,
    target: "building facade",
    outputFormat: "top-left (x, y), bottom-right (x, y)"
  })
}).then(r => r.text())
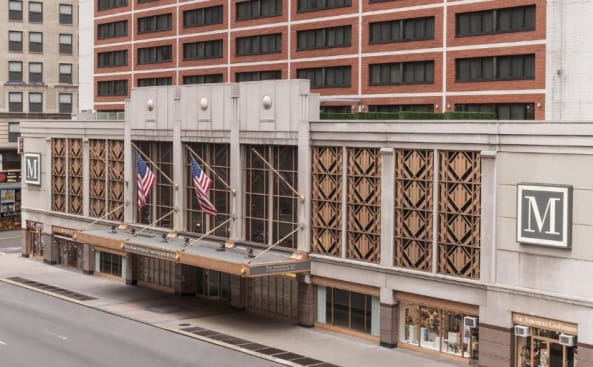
top-left (2, 0), bottom-right (79, 229)
top-left (89, 0), bottom-right (593, 120)
top-left (21, 81), bottom-right (593, 367)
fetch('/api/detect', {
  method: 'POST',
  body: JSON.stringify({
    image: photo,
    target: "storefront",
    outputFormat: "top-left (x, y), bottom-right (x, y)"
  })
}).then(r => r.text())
top-left (52, 226), bottom-right (83, 270)
top-left (0, 182), bottom-right (20, 231)
top-left (196, 268), bottom-right (231, 301)
top-left (25, 220), bottom-right (44, 258)
top-left (513, 313), bottom-right (577, 367)
top-left (397, 293), bottom-right (479, 363)
top-left (314, 278), bottom-right (380, 340)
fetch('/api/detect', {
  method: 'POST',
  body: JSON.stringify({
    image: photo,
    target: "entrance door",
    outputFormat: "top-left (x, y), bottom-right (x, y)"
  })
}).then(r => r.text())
top-left (529, 337), bottom-right (574, 367)
top-left (196, 269), bottom-right (230, 301)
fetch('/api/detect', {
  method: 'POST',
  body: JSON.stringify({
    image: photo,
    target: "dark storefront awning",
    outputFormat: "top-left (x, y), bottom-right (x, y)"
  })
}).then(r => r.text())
top-left (72, 228), bottom-right (309, 277)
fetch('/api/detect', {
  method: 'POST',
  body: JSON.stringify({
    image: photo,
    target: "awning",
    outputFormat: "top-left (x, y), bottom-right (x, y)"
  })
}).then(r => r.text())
top-left (72, 228), bottom-right (310, 278)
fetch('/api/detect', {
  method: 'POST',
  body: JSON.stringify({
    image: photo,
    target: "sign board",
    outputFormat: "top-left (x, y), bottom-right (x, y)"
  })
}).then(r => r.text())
top-left (24, 153), bottom-right (41, 185)
top-left (513, 313), bottom-right (577, 335)
top-left (248, 261), bottom-right (310, 276)
top-left (516, 184), bottom-right (572, 248)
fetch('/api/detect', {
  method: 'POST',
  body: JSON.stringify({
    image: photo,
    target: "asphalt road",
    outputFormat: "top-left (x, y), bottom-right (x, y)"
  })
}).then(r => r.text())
top-left (0, 282), bottom-right (280, 367)
top-left (0, 230), bottom-right (22, 254)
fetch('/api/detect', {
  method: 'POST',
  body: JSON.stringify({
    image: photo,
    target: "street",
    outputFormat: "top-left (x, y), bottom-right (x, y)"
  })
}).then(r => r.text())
top-left (0, 230), bottom-right (22, 255)
top-left (0, 282), bottom-right (280, 367)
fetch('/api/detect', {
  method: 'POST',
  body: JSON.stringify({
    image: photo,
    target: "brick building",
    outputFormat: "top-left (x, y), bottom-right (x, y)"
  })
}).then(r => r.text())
top-left (87, 0), bottom-right (593, 120)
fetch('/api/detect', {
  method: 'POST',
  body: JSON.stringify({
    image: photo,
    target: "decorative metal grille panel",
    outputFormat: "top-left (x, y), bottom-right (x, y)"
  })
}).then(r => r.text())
top-left (108, 140), bottom-right (125, 221)
top-left (68, 139), bottom-right (83, 215)
top-left (51, 138), bottom-right (66, 212)
top-left (89, 140), bottom-right (106, 218)
top-left (311, 146), bottom-right (342, 256)
top-left (347, 148), bottom-right (381, 263)
top-left (394, 149), bottom-right (433, 271)
top-left (438, 151), bottom-right (481, 279)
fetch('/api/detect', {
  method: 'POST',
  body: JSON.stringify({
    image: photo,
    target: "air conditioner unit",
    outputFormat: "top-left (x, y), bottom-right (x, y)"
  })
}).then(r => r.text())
top-left (514, 325), bottom-right (530, 337)
top-left (464, 316), bottom-right (478, 328)
top-left (559, 334), bottom-right (576, 347)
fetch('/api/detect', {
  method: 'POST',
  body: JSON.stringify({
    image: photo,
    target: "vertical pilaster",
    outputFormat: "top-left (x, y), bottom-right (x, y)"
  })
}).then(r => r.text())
top-left (43, 234), bottom-right (58, 265)
top-left (230, 275), bottom-right (247, 310)
top-left (576, 344), bottom-right (593, 367)
top-left (478, 324), bottom-right (512, 367)
top-left (82, 243), bottom-right (93, 274)
top-left (297, 94), bottom-right (311, 253)
top-left (123, 100), bottom-right (134, 223)
top-left (172, 87), bottom-right (184, 232)
top-left (480, 151), bottom-right (497, 284)
top-left (229, 89), bottom-right (242, 240)
top-left (82, 138), bottom-right (90, 217)
top-left (380, 148), bottom-right (395, 268)
top-left (125, 253), bottom-right (136, 285)
top-left (380, 287), bottom-right (398, 348)
top-left (297, 275), bottom-right (316, 327)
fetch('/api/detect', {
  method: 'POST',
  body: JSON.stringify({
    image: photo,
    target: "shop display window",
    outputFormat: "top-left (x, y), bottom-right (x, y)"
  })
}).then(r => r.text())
top-left (514, 326), bottom-right (575, 367)
top-left (399, 301), bottom-right (479, 361)
top-left (319, 286), bottom-right (379, 336)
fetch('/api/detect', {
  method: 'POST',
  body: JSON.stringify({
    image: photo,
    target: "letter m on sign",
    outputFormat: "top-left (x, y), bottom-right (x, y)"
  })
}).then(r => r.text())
top-left (516, 184), bottom-right (572, 248)
top-left (24, 153), bottom-right (41, 185)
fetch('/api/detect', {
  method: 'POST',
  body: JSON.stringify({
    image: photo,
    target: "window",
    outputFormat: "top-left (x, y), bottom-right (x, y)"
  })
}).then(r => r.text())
top-left (98, 0), bottom-right (127, 11)
top-left (321, 287), bottom-right (379, 336)
top-left (368, 104), bottom-right (434, 113)
top-left (59, 93), bottom-right (72, 113)
top-left (297, 66), bottom-right (351, 88)
top-left (97, 50), bottom-right (128, 67)
top-left (245, 145), bottom-right (298, 248)
top-left (9, 92), bottom-right (23, 112)
top-left (137, 45), bottom-right (172, 64)
top-left (29, 62), bottom-right (43, 83)
top-left (8, 123), bottom-right (20, 143)
top-left (236, 33), bottom-right (281, 56)
top-left (9, 0), bottom-right (23, 21)
top-left (456, 5), bottom-right (535, 37)
top-left (59, 4), bottom-right (72, 24)
top-left (59, 63), bottom-right (72, 84)
top-left (137, 77), bottom-right (172, 87)
top-left (59, 34), bottom-right (73, 54)
top-left (29, 92), bottom-right (42, 112)
top-left (97, 80), bottom-right (128, 96)
top-left (297, 26), bottom-right (351, 51)
top-left (236, 0), bottom-right (281, 21)
top-left (455, 54), bottom-right (535, 82)
top-left (370, 17), bottom-right (434, 44)
top-left (369, 61), bottom-right (434, 85)
top-left (9, 31), bottom-right (23, 51)
top-left (29, 32), bottom-right (43, 53)
top-left (183, 74), bottom-right (223, 84)
top-left (236, 70), bottom-right (281, 82)
top-left (137, 13), bottom-right (172, 34)
top-left (183, 40), bottom-right (223, 60)
top-left (455, 103), bottom-right (535, 120)
top-left (97, 20), bottom-right (128, 39)
top-left (297, 0), bottom-right (351, 13)
top-left (98, 252), bottom-right (122, 277)
top-left (29, 2), bottom-right (43, 23)
top-left (183, 5), bottom-right (223, 28)
top-left (8, 61), bottom-right (22, 82)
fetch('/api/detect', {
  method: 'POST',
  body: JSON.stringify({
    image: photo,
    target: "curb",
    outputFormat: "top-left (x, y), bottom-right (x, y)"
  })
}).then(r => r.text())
top-left (0, 277), bottom-right (304, 367)
top-left (0, 236), bottom-right (22, 241)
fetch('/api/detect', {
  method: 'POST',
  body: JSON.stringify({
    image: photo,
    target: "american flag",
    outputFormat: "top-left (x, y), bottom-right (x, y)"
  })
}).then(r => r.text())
top-left (190, 156), bottom-right (217, 216)
top-left (136, 152), bottom-right (156, 208)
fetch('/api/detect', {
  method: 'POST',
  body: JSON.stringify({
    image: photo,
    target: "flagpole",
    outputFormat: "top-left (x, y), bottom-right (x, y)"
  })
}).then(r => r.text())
top-left (250, 148), bottom-right (304, 203)
top-left (132, 142), bottom-right (176, 187)
top-left (185, 145), bottom-right (235, 195)
top-left (246, 225), bottom-right (302, 264)
top-left (78, 203), bottom-right (125, 232)
top-left (180, 216), bottom-right (234, 251)
top-left (124, 209), bottom-right (175, 240)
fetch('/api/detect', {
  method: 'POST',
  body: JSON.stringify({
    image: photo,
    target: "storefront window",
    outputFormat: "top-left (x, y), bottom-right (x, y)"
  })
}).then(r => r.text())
top-left (97, 251), bottom-right (123, 277)
top-left (514, 326), bottom-right (575, 367)
top-left (399, 301), bottom-right (479, 361)
top-left (320, 286), bottom-right (379, 336)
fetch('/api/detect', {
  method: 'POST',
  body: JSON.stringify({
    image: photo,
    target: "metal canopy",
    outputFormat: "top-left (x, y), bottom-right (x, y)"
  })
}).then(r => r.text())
top-left (72, 228), bottom-right (309, 278)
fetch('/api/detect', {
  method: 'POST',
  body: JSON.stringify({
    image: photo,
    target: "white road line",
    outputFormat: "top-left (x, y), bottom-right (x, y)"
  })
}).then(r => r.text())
top-left (0, 340), bottom-right (6, 346)
top-left (45, 331), bottom-right (68, 341)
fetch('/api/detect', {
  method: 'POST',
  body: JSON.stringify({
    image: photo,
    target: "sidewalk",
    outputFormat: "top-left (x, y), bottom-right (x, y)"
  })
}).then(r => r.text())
top-left (0, 245), bottom-right (463, 367)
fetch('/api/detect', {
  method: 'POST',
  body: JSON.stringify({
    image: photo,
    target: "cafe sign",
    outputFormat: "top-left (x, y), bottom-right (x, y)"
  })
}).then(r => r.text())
top-left (513, 313), bottom-right (577, 335)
